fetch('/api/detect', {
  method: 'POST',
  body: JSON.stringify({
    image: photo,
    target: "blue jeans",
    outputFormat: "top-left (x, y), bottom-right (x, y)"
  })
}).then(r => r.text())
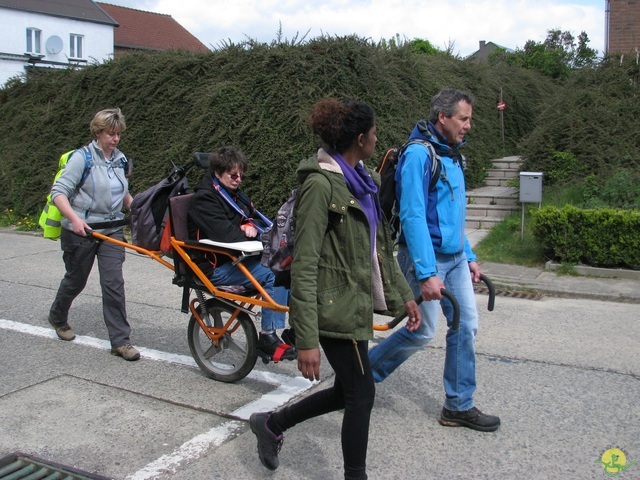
top-left (210, 256), bottom-right (288, 331)
top-left (369, 245), bottom-right (478, 411)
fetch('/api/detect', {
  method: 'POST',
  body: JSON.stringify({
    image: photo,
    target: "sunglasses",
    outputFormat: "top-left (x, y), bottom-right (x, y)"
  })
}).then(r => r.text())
top-left (227, 172), bottom-right (244, 180)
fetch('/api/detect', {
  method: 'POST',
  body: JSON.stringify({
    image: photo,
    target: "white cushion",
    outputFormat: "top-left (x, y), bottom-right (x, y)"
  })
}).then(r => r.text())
top-left (198, 239), bottom-right (264, 254)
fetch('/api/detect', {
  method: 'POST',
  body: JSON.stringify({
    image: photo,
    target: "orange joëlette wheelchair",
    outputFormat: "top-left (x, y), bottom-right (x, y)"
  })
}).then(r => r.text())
top-left (89, 153), bottom-right (495, 383)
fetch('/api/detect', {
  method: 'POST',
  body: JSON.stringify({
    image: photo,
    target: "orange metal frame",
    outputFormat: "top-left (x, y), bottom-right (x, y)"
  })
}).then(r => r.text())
top-left (90, 231), bottom-right (404, 337)
top-left (90, 231), bottom-right (288, 344)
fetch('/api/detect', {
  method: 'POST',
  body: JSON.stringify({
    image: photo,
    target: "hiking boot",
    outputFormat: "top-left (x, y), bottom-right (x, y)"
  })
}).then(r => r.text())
top-left (281, 327), bottom-right (296, 347)
top-left (439, 406), bottom-right (500, 432)
top-left (48, 316), bottom-right (76, 341)
top-left (257, 332), bottom-right (297, 362)
top-left (110, 344), bottom-right (141, 361)
top-left (249, 412), bottom-right (283, 470)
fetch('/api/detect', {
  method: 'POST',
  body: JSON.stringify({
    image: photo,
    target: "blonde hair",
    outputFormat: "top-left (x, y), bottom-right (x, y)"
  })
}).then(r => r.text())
top-left (90, 108), bottom-right (126, 138)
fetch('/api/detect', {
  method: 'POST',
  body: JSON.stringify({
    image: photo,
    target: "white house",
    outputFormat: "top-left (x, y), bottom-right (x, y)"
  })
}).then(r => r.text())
top-left (0, 0), bottom-right (118, 87)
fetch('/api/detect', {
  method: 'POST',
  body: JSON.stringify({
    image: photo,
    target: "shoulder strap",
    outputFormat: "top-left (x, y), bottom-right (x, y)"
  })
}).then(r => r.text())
top-left (212, 178), bottom-right (273, 234)
top-left (238, 190), bottom-right (273, 232)
top-left (78, 147), bottom-right (93, 188)
top-left (400, 139), bottom-right (441, 192)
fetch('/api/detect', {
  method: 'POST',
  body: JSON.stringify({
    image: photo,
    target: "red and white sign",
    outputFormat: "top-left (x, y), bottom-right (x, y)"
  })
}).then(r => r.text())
top-left (497, 102), bottom-right (506, 111)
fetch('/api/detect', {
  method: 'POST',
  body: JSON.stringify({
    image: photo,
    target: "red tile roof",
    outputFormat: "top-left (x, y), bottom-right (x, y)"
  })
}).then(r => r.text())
top-left (96, 2), bottom-right (209, 52)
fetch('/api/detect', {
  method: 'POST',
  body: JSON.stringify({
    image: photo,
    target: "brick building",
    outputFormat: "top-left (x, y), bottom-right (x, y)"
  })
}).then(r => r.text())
top-left (607, 0), bottom-right (640, 55)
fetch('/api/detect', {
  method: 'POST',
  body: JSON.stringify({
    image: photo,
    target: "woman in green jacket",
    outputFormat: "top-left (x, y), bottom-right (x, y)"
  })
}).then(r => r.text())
top-left (250, 98), bottom-right (421, 480)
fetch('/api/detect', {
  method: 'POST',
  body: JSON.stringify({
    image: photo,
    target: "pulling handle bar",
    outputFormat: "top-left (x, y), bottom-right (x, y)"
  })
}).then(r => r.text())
top-left (385, 288), bottom-right (460, 331)
top-left (478, 273), bottom-right (495, 312)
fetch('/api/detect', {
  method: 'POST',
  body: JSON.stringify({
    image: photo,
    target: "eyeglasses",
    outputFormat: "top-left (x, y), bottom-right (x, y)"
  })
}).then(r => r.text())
top-left (227, 172), bottom-right (244, 180)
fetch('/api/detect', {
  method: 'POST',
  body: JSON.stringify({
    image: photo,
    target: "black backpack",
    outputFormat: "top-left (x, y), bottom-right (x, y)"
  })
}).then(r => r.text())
top-left (375, 139), bottom-right (441, 239)
top-left (130, 173), bottom-right (189, 251)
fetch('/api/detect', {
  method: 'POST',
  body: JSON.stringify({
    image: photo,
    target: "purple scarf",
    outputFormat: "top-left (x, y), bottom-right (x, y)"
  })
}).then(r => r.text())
top-left (331, 152), bottom-right (381, 256)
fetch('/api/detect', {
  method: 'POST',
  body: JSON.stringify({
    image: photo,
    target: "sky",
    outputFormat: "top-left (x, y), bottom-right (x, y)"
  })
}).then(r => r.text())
top-left (101, 0), bottom-right (607, 58)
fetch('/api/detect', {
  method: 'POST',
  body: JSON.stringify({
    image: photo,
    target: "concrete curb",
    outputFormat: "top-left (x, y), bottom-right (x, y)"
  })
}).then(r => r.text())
top-left (482, 277), bottom-right (640, 304)
top-left (545, 260), bottom-right (640, 280)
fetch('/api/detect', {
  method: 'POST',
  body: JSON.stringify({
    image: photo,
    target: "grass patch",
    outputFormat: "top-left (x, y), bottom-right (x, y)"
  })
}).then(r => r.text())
top-left (0, 209), bottom-right (39, 231)
top-left (473, 183), bottom-right (587, 266)
top-left (474, 213), bottom-right (546, 267)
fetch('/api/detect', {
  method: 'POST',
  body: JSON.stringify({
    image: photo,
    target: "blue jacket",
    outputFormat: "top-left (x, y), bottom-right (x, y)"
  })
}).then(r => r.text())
top-left (396, 120), bottom-right (476, 281)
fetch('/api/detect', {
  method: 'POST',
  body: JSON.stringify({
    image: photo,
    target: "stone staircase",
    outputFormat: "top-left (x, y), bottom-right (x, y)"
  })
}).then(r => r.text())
top-left (466, 156), bottom-right (522, 229)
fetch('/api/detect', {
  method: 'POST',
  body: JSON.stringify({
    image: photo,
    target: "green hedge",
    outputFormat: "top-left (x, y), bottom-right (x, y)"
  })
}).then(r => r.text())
top-left (518, 58), bottom-right (640, 183)
top-left (1, 36), bottom-right (637, 223)
top-left (0, 36), bottom-right (555, 218)
top-left (532, 205), bottom-right (640, 270)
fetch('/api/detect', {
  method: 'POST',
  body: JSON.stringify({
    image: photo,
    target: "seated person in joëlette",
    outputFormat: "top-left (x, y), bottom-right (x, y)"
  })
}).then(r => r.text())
top-left (187, 146), bottom-right (296, 362)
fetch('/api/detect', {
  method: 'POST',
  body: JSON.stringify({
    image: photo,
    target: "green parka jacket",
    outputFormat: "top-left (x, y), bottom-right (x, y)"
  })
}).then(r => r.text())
top-left (290, 148), bottom-right (414, 350)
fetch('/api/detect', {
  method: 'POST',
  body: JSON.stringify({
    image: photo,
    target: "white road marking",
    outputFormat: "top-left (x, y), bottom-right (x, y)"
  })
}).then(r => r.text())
top-left (126, 421), bottom-right (244, 480)
top-left (1, 318), bottom-right (315, 479)
top-left (0, 318), bottom-right (310, 384)
top-left (126, 373), bottom-right (315, 480)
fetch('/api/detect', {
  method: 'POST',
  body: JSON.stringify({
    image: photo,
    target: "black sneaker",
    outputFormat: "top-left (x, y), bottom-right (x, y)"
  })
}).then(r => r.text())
top-left (249, 412), bottom-right (283, 470)
top-left (439, 406), bottom-right (500, 432)
top-left (257, 332), bottom-right (297, 362)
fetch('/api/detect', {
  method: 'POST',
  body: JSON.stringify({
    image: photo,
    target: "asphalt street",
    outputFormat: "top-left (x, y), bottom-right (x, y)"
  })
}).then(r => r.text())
top-left (0, 229), bottom-right (638, 480)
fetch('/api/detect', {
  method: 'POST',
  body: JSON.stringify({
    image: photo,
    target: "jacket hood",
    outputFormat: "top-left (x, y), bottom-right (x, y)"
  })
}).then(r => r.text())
top-left (296, 148), bottom-right (344, 184)
top-left (408, 120), bottom-right (466, 157)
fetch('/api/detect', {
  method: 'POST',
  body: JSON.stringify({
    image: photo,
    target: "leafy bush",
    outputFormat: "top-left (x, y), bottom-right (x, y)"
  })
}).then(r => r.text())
top-left (518, 56), bottom-right (640, 181)
top-left (544, 151), bottom-right (588, 185)
top-left (532, 205), bottom-right (640, 269)
top-left (584, 168), bottom-right (640, 209)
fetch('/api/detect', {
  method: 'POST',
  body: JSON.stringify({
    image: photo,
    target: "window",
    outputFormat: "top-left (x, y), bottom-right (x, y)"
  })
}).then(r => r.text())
top-left (70, 34), bottom-right (84, 58)
top-left (26, 28), bottom-right (41, 54)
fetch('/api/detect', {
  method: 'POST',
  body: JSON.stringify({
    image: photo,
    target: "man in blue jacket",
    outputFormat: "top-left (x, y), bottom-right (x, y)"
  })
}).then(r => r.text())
top-left (369, 88), bottom-right (500, 432)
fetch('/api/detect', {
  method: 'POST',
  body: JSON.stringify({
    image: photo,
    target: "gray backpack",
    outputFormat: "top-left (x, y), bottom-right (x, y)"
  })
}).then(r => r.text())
top-left (260, 188), bottom-right (299, 286)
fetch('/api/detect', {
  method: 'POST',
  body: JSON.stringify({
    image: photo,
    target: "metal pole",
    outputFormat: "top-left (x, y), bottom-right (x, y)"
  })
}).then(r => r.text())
top-left (500, 87), bottom-right (505, 147)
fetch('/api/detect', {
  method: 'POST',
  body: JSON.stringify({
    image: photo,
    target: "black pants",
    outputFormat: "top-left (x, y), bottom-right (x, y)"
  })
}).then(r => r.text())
top-left (271, 336), bottom-right (375, 480)
top-left (49, 229), bottom-right (131, 347)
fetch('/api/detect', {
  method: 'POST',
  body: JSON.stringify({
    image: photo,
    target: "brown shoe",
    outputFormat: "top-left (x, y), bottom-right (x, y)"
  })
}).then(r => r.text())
top-left (110, 344), bottom-right (141, 361)
top-left (48, 316), bottom-right (76, 341)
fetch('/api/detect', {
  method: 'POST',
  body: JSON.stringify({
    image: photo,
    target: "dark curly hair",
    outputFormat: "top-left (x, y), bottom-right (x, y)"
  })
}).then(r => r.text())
top-left (310, 98), bottom-right (375, 153)
top-left (209, 146), bottom-right (248, 176)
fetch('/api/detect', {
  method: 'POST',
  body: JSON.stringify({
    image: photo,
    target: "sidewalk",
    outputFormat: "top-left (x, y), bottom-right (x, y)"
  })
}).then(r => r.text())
top-left (466, 228), bottom-right (640, 304)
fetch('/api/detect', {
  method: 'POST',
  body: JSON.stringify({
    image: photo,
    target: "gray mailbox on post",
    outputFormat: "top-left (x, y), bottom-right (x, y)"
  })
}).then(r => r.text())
top-left (518, 171), bottom-right (543, 240)
top-left (519, 172), bottom-right (543, 204)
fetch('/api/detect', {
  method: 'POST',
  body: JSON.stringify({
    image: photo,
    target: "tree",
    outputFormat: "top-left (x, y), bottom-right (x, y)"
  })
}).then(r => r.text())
top-left (489, 29), bottom-right (598, 79)
top-left (408, 38), bottom-right (442, 55)
top-left (380, 35), bottom-right (449, 56)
